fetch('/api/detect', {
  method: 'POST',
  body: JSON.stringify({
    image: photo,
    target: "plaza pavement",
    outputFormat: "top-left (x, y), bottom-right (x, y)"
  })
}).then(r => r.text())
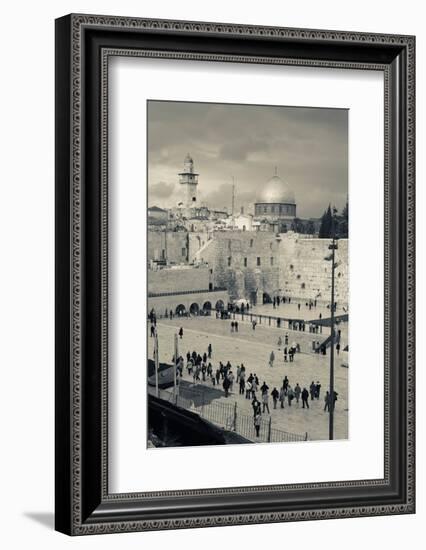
top-left (147, 309), bottom-right (349, 442)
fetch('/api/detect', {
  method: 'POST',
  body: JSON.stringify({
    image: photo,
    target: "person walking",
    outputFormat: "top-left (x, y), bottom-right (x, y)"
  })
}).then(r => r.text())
top-left (294, 383), bottom-right (301, 404)
top-left (285, 333), bottom-right (289, 346)
top-left (245, 379), bottom-right (252, 399)
top-left (207, 343), bottom-right (212, 358)
top-left (178, 327), bottom-right (183, 339)
top-left (231, 321), bottom-right (235, 333)
top-left (252, 397), bottom-right (261, 417)
top-left (277, 336), bottom-right (282, 349)
top-left (302, 387), bottom-right (310, 409)
top-left (235, 321), bottom-right (239, 332)
top-left (271, 387), bottom-right (279, 409)
top-left (269, 350), bottom-right (275, 368)
top-left (261, 381), bottom-right (269, 400)
top-left (336, 342), bottom-right (341, 355)
top-left (283, 347), bottom-right (288, 362)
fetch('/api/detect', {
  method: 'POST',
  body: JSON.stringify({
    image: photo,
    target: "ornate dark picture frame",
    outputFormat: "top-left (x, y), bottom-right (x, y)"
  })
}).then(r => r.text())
top-left (55, 14), bottom-right (415, 535)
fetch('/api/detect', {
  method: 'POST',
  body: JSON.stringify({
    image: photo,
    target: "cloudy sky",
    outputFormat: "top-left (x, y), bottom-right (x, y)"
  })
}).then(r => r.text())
top-left (147, 100), bottom-right (348, 218)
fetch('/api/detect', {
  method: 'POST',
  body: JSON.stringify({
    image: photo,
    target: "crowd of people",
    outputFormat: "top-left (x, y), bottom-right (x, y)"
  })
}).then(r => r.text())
top-left (149, 303), bottom-right (343, 439)
top-left (168, 336), bottom-right (338, 438)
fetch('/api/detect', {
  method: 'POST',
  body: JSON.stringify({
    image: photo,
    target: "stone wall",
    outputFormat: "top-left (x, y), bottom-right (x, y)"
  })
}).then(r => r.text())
top-left (148, 228), bottom-right (349, 307)
top-left (193, 231), bottom-right (282, 302)
top-left (278, 236), bottom-right (349, 305)
top-left (148, 265), bottom-right (211, 295)
top-left (192, 231), bottom-right (349, 306)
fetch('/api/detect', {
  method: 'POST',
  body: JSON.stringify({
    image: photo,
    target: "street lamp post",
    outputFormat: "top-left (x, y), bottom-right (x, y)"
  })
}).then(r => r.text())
top-left (328, 209), bottom-right (338, 440)
top-left (154, 330), bottom-right (159, 398)
top-left (174, 332), bottom-right (179, 398)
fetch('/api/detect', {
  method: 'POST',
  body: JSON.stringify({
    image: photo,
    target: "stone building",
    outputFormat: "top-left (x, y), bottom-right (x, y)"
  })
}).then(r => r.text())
top-left (178, 153), bottom-right (199, 209)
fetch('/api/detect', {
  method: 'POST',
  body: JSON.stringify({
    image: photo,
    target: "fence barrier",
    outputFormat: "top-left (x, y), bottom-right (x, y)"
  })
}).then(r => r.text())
top-left (150, 385), bottom-right (308, 444)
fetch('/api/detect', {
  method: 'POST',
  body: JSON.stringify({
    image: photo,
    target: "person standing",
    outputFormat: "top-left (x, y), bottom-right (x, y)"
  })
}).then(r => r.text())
top-left (207, 343), bottom-right (212, 358)
top-left (283, 347), bottom-right (288, 362)
top-left (287, 386), bottom-right (294, 407)
top-left (235, 321), bottom-right (239, 332)
top-left (283, 376), bottom-right (289, 394)
top-left (336, 342), bottom-right (341, 355)
top-left (269, 350), bottom-right (275, 368)
top-left (302, 387), bottom-right (310, 408)
top-left (315, 381), bottom-right (321, 399)
top-left (324, 391), bottom-right (330, 412)
top-left (254, 411), bottom-right (262, 437)
top-left (223, 375), bottom-right (231, 397)
top-left (277, 336), bottom-right (282, 349)
top-left (261, 387), bottom-right (270, 414)
top-left (294, 383), bottom-right (301, 404)
top-left (178, 327), bottom-right (183, 339)
top-left (271, 387), bottom-right (279, 409)
top-left (251, 377), bottom-right (258, 399)
top-left (279, 387), bottom-right (286, 409)
top-left (245, 379), bottom-right (252, 399)
top-left (285, 333), bottom-right (289, 346)
top-left (309, 381), bottom-right (316, 401)
top-left (239, 375), bottom-right (245, 395)
top-left (228, 370), bottom-right (234, 392)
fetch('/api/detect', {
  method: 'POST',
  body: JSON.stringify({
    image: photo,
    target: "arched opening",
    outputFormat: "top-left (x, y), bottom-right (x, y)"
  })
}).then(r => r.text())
top-left (175, 304), bottom-right (186, 316)
top-left (189, 303), bottom-right (199, 315)
top-left (203, 301), bottom-right (212, 313)
top-left (263, 292), bottom-right (272, 304)
top-left (215, 300), bottom-right (225, 311)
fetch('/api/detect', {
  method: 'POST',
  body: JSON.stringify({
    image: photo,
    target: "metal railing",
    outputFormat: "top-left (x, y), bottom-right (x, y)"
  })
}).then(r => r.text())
top-left (148, 287), bottom-right (227, 298)
top-left (151, 385), bottom-right (307, 444)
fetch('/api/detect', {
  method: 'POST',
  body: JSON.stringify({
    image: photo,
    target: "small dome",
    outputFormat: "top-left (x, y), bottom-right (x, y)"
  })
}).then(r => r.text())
top-left (256, 171), bottom-right (295, 205)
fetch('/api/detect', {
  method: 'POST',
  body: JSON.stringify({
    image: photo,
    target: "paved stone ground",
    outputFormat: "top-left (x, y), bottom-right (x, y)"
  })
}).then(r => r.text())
top-left (148, 310), bottom-right (349, 442)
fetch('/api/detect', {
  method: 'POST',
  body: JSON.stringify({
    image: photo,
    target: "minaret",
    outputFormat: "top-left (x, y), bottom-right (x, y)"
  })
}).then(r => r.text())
top-left (179, 154), bottom-right (199, 208)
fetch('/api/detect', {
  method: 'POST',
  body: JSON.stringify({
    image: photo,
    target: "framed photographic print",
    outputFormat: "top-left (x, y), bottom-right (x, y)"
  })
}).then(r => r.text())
top-left (55, 14), bottom-right (415, 535)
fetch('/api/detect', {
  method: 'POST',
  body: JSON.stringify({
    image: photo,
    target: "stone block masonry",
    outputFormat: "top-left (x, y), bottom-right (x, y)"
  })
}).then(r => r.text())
top-left (193, 231), bottom-right (348, 307)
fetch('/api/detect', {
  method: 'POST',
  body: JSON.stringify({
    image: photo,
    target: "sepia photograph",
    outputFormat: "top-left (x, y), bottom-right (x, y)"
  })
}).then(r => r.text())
top-left (147, 100), bottom-right (349, 448)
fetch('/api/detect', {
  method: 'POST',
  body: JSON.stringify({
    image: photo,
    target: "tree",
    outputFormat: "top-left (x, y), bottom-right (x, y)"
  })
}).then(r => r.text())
top-left (338, 199), bottom-right (349, 238)
top-left (319, 204), bottom-right (333, 238)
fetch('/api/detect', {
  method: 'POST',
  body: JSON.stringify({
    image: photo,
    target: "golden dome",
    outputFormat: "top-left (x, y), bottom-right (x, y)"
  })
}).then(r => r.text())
top-left (256, 171), bottom-right (295, 205)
